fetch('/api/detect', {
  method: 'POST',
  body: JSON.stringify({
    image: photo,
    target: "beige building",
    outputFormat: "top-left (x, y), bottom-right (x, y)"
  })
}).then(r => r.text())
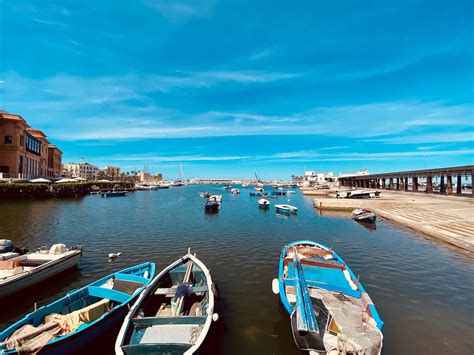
top-left (138, 172), bottom-right (163, 182)
top-left (63, 163), bottom-right (99, 180)
top-left (0, 110), bottom-right (63, 179)
top-left (104, 166), bottom-right (121, 178)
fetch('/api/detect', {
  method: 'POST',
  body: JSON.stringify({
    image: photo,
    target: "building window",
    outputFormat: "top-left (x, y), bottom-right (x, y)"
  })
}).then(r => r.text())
top-left (20, 135), bottom-right (24, 147)
top-left (4, 135), bottom-right (13, 144)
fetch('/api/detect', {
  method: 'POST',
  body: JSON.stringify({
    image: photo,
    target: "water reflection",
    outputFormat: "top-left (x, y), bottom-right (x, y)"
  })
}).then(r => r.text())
top-left (0, 186), bottom-right (472, 354)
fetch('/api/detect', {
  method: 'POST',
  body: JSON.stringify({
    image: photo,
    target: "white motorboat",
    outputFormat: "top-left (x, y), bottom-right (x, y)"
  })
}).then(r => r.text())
top-left (275, 204), bottom-right (298, 214)
top-left (258, 198), bottom-right (270, 208)
top-left (0, 242), bottom-right (82, 298)
top-left (208, 195), bottom-right (222, 203)
top-left (231, 188), bottom-right (240, 194)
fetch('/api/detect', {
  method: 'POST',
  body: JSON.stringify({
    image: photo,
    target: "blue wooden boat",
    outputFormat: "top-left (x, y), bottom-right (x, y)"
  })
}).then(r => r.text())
top-left (0, 263), bottom-right (155, 354)
top-left (115, 250), bottom-right (218, 355)
top-left (273, 240), bottom-right (383, 354)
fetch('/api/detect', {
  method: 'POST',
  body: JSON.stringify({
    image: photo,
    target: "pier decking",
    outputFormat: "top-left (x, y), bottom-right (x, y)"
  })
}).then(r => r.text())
top-left (313, 190), bottom-right (474, 252)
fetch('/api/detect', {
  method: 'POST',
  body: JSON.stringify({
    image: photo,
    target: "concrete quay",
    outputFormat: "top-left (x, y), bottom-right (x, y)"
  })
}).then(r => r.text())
top-left (313, 190), bottom-right (474, 253)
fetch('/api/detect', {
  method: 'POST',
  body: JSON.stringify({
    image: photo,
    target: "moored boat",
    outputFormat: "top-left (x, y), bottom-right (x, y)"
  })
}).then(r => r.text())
top-left (0, 262), bottom-right (155, 354)
top-left (222, 184), bottom-right (232, 190)
top-left (204, 200), bottom-right (220, 212)
top-left (104, 191), bottom-right (128, 197)
top-left (199, 192), bottom-right (211, 198)
top-left (275, 204), bottom-right (298, 214)
top-left (0, 243), bottom-right (82, 299)
top-left (272, 240), bottom-right (383, 354)
top-left (258, 198), bottom-right (270, 209)
top-left (231, 188), bottom-right (240, 194)
top-left (352, 208), bottom-right (377, 223)
top-left (115, 250), bottom-right (218, 355)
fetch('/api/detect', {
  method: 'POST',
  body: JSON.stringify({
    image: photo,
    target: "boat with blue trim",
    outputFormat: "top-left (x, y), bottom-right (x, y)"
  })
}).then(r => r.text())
top-left (115, 250), bottom-right (218, 355)
top-left (275, 204), bottom-right (298, 214)
top-left (272, 240), bottom-right (383, 354)
top-left (258, 198), bottom-right (270, 209)
top-left (0, 263), bottom-right (155, 354)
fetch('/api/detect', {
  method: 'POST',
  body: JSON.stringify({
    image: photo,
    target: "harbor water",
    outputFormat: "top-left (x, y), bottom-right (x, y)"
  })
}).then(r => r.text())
top-left (0, 185), bottom-right (472, 354)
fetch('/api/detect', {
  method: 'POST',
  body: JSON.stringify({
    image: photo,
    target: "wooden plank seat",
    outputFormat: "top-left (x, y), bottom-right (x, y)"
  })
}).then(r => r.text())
top-left (154, 285), bottom-right (208, 296)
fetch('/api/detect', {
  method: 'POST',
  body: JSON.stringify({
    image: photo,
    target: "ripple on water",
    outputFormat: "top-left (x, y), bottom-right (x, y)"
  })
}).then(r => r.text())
top-left (0, 186), bottom-right (472, 354)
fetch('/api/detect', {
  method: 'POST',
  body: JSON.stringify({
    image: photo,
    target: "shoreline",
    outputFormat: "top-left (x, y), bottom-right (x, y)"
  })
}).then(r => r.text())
top-left (312, 189), bottom-right (474, 253)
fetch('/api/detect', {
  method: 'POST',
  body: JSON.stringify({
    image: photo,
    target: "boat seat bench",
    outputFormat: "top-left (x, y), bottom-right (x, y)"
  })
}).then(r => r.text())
top-left (87, 286), bottom-right (130, 303)
top-left (132, 316), bottom-right (206, 326)
top-left (154, 285), bottom-right (208, 296)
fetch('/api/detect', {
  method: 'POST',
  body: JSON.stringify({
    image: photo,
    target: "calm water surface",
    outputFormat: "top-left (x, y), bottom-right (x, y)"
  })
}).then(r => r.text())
top-left (0, 185), bottom-right (473, 354)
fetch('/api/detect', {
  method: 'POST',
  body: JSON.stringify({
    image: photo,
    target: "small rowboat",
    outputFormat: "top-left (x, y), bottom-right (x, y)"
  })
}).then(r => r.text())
top-left (116, 250), bottom-right (219, 355)
top-left (199, 192), bottom-right (211, 198)
top-left (352, 208), bottom-right (377, 223)
top-left (273, 240), bottom-right (383, 354)
top-left (231, 188), bottom-right (240, 194)
top-left (0, 243), bottom-right (82, 299)
top-left (204, 201), bottom-right (220, 212)
top-left (258, 198), bottom-right (270, 209)
top-left (104, 191), bottom-right (128, 197)
top-left (0, 263), bottom-right (155, 354)
top-left (275, 204), bottom-right (298, 214)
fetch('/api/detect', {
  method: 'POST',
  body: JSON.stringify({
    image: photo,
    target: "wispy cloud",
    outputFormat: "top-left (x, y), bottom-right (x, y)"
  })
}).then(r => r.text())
top-left (145, 0), bottom-right (214, 22)
top-left (32, 18), bottom-right (65, 26)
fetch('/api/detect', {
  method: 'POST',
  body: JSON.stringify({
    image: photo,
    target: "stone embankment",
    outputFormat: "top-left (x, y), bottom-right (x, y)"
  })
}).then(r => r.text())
top-left (0, 182), bottom-right (135, 198)
top-left (312, 189), bottom-right (474, 253)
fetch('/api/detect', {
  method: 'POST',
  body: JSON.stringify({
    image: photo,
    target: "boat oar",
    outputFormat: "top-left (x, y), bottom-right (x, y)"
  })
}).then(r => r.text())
top-left (173, 256), bottom-right (194, 316)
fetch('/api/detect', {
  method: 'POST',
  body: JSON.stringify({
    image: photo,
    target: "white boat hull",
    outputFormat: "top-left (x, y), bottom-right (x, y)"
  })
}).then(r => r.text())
top-left (0, 250), bottom-right (81, 298)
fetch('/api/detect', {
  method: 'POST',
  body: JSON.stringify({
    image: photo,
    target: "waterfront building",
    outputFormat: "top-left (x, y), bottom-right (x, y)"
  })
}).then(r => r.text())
top-left (0, 110), bottom-right (63, 179)
top-left (138, 172), bottom-right (163, 182)
top-left (103, 165), bottom-right (121, 178)
top-left (63, 162), bottom-right (99, 180)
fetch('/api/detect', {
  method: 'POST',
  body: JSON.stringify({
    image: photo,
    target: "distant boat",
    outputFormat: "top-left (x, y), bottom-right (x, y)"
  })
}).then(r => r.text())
top-left (352, 208), bottom-right (377, 223)
top-left (286, 190), bottom-right (296, 195)
top-left (272, 240), bottom-right (383, 354)
top-left (199, 192), bottom-right (211, 198)
top-left (115, 250), bottom-right (218, 355)
top-left (0, 263), bottom-right (155, 353)
top-left (275, 204), bottom-right (298, 214)
top-left (258, 198), bottom-right (270, 209)
top-left (0, 242), bottom-right (82, 298)
top-left (104, 191), bottom-right (127, 197)
top-left (135, 184), bottom-right (154, 191)
top-left (254, 187), bottom-right (264, 193)
top-left (222, 184), bottom-right (232, 190)
top-left (205, 200), bottom-right (220, 212)
top-left (337, 190), bottom-right (380, 199)
top-left (231, 188), bottom-right (240, 194)
top-left (241, 183), bottom-right (248, 188)
top-left (208, 195), bottom-right (222, 203)
top-left (249, 192), bottom-right (267, 197)
top-left (157, 182), bottom-right (171, 189)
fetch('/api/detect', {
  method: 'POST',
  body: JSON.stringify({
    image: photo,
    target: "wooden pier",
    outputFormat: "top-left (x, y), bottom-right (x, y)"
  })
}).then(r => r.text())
top-left (338, 165), bottom-right (473, 196)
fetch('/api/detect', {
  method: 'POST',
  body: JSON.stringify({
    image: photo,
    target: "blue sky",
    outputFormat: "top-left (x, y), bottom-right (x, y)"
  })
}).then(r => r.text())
top-left (0, 0), bottom-right (473, 179)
